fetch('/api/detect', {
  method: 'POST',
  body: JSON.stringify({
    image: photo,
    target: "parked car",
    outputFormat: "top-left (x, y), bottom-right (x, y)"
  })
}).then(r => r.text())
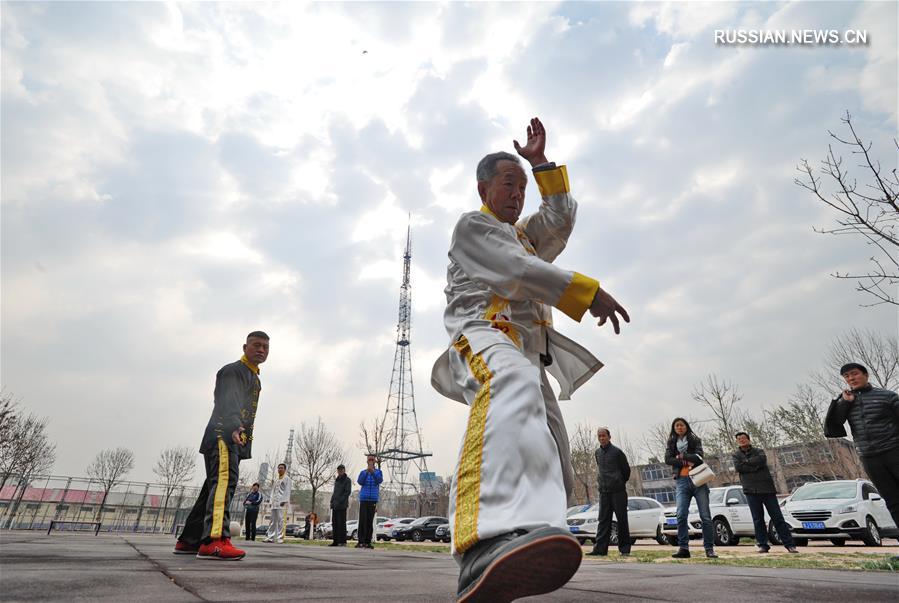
top-left (284, 524), bottom-right (303, 537)
top-left (777, 479), bottom-right (897, 546)
top-left (315, 522), bottom-right (332, 539)
top-left (435, 523), bottom-right (451, 543)
top-left (377, 517), bottom-right (416, 541)
top-left (567, 504), bottom-right (590, 517)
top-left (348, 516), bottom-right (389, 540)
top-left (660, 485), bottom-right (764, 546)
top-left (566, 496), bottom-right (666, 545)
top-left (392, 516), bottom-right (449, 542)
top-left (256, 524), bottom-right (269, 535)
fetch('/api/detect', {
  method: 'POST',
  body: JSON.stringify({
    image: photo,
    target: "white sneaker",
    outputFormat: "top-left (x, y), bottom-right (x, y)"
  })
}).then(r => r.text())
top-left (277, 538), bottom-right (284, 544)
top-left (263, 537), bottom-right (274, 543)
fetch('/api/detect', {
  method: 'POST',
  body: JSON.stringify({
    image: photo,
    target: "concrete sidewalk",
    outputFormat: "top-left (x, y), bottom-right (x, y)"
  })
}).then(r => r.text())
top-left (1, 533), bottom-right (896, 602)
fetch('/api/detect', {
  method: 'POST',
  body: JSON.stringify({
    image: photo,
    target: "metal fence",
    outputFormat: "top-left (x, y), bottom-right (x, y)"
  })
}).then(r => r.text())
top-left (0, 475), bottom-right (237, 533)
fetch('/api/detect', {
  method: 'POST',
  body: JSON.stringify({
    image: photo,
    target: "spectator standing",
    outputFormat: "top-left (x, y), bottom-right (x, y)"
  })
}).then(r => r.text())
top-left (264, 463), bottom-right (291, 543)
top-left (586, 427), bottom-right (631, 557)
top-left (174, 331), bottom-right (269, 560)
top-left (243, 483), bottom-right (263, 541)
top-left (732, 432), bottom-right (798, 554)
top-left (356, 455), bottom-right (383, 549)
top-left (664, 417), bottom-right (717, 559)
top-left (329, 464), bottom-right (352, 547)
top-left (825, 363), bottom-right (899, 536)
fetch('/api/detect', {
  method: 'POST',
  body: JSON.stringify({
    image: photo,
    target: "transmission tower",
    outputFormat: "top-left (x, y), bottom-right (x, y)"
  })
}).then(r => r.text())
top-left (283, 428), bottom-right (295, 470)
top-left (377, 223), bottom-right (431, 513)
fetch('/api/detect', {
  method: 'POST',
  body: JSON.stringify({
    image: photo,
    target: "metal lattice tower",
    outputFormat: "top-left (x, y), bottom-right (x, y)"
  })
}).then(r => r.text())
top-left (377, 223), bottom-right (431, 510)
top-left (283, 428), bottom-right (295, 470)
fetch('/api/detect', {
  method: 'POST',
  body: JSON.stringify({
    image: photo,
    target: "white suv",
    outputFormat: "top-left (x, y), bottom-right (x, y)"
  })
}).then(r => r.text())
top-left (566, 496), bottom-right (666, 545)
top-left (779, 479), bottom-right (897, 546)
top-left (660, 485), bottom-right (763, 546)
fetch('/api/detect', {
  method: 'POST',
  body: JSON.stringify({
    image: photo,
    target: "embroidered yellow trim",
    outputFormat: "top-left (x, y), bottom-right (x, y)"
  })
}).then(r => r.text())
top-left (452, 337), bottom-right (492, 555)
top-left (240, 355), bottom-right (260, 375)
top-left (483, 295), bottom-right (522, 349)
top-left (534, 165), bottom-right (569, 197)
top-left (556, 272), bottom-right (599, 322)
top-left (211, 437), bottom-right (230, 539)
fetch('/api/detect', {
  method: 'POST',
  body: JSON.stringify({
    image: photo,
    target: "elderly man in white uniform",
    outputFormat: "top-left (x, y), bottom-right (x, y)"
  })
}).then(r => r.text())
top-left (432, 117), bottom-right (629, 602)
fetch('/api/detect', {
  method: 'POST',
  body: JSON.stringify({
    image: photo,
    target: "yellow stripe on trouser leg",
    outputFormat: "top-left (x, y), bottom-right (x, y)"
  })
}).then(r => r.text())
top-left (211, 437), bottom-right (229, 539)
top-left (452, 338), bottom-right (492, 555)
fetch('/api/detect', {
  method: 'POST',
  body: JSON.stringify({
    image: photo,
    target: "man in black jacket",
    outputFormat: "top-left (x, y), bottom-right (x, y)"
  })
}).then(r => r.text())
top-left (329, 464), bottom-right (352, 547)
top-left (174, 331), bottom-right (269, 560)
top-left (825, 362), bottom-right (899, 533)
top-left (587, 427), bottom-right (631, 556)
top-left (733, 432), bottom-right (798, 554)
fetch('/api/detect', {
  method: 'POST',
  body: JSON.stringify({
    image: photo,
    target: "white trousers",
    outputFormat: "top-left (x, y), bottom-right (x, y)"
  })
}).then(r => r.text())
top-left (449, 338), bottom-right (569, 559)
top-left (268, 507), bottom-right (285, 540)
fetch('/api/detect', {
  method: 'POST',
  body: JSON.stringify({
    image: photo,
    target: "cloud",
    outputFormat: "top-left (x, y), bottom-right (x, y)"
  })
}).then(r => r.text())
top-left (1, 1), bottom-right (896, 486)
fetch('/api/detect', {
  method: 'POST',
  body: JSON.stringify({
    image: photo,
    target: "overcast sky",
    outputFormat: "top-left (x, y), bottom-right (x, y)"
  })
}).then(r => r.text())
top-left (2, 1), bottom-right (896, 486)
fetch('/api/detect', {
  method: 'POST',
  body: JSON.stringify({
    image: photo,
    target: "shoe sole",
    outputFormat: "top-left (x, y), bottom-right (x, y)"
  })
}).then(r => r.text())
top-left (173, 550), bottom-right (198, 555)
top-left (196, 553), bottom-right (246, 560)
top-left (457, 533), bottom-right (582, 603)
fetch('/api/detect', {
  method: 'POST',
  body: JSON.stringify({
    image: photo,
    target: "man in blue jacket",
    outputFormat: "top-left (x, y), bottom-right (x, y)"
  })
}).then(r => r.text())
top-left (356, 455), bottom-right (383, 549)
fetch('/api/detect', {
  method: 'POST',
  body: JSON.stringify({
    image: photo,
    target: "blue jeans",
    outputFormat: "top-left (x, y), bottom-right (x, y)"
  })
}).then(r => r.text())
top-left (746, 493), bottom-right (794, 549)
top-left (675, 477), bottom-right (714, 550)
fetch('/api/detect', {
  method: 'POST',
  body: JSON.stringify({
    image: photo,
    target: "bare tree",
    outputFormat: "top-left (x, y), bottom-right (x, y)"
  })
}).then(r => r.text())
top-left (691, 375), bottom-right (745, 454)
top-left (293, 418), bottom-right (345, 515)
top-left (0, 411), bottom-right (56, 492)
top-left (766, 384), bottom-right (827, 445)
top-left (152, 446), bottom-right (197, 532)
top-left (358, 414), bottom-right (388, 462)
top-left (616, 429), bottom-right (643, 467)
top-left (0, 391), bottom-right (16, 442)
top-left (86, 447), bottom-right (135, 522)
top-left (810, 328), bottom-right (899, 395)
top-left (796, 111), bottom-right (898, 306)
top-left (641, 421), bottom-right (672, 463)
top-left (0, 406), bottom-right (56, 528)
top-left (569, 422), bottom-right (596, 505)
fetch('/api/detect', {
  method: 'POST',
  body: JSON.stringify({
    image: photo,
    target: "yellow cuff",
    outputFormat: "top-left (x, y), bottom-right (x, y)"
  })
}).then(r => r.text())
top-left (534, 165), bottom-right (570, 197)
top-left (556, 272), bottom-right (599, 322)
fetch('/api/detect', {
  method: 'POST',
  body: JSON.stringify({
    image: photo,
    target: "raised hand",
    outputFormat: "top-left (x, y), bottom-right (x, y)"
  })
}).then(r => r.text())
top-left (513, 117), bottom-right (548, 167)
top-left (589, 288), bottom-right (630, 335)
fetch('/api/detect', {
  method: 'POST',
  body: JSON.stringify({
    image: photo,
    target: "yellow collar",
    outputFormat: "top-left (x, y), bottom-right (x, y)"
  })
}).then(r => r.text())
top-left (480, 204), bottom-right (500, 220)
top-left (240, 355), bottom-right (260, 375)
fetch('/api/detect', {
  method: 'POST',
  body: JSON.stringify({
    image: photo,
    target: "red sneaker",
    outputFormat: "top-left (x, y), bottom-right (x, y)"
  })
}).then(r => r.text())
top-left (196, 538), bottom-right (246, 560)
top-left (173, 540), bottom-right (199, 555)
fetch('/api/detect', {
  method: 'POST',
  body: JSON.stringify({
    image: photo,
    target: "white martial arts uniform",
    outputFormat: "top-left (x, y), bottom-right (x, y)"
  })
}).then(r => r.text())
top-left (431, 163), bottom-right (604, 558)
top-left (266, 473), bottom-right (291, 541)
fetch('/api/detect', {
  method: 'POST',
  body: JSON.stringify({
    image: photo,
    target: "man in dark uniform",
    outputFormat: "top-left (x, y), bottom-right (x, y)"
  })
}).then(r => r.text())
top-left (174, 331), bottom-right (269, 560)
top-left (586, 427), bottom-right (631, 557)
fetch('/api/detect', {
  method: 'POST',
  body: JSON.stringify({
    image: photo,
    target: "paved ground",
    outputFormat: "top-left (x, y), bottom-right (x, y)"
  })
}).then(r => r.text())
top-left (1, 533), bottom-right (897, 602)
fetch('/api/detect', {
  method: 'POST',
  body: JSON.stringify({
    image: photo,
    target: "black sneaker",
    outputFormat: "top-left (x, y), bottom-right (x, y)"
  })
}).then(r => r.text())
top-left (671, 548), bottom-right (690, 559)
top-left (585, 551), bottom-right (607, 557)
top-left (756, 545), bottom-right (770, 554)
top-left (705, 549), bottom-right (719, 559)
top-left (456, 526), bottom-right (582, 603)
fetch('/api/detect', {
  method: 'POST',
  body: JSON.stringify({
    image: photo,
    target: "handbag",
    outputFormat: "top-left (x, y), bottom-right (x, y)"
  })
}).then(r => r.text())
top-left (689, 460), bottom-right (715, 487)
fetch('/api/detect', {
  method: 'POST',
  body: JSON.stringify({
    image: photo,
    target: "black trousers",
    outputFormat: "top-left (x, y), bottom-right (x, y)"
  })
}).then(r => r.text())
top-left (332, 508), bottom-right (347, 544)
top-left (358, 501), bottom-right (377, 545)
top-left (178, 439), bottom-right (240, 545)
top-left (244, 508), bottom-right (259, 540)
top-left (861, 447), bottom-right (899, 529)
top-left (592, 490), bottom-right (630, 554)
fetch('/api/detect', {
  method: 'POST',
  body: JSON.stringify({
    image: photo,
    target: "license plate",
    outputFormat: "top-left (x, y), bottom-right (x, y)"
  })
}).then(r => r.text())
top-left (666, 518), bottom-right (678, 526)
top-left (802, 521), bottom-right (826, 530)
top-left (569, 526), bottom-right (580, 533)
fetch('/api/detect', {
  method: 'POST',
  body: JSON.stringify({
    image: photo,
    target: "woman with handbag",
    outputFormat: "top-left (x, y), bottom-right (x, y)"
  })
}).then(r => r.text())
top-left (664, 417), bottom-right (717, 559)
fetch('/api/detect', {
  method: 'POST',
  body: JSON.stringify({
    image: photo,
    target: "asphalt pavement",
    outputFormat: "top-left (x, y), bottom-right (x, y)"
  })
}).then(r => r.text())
top-left (1, 533), bottom-right (897, 602)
